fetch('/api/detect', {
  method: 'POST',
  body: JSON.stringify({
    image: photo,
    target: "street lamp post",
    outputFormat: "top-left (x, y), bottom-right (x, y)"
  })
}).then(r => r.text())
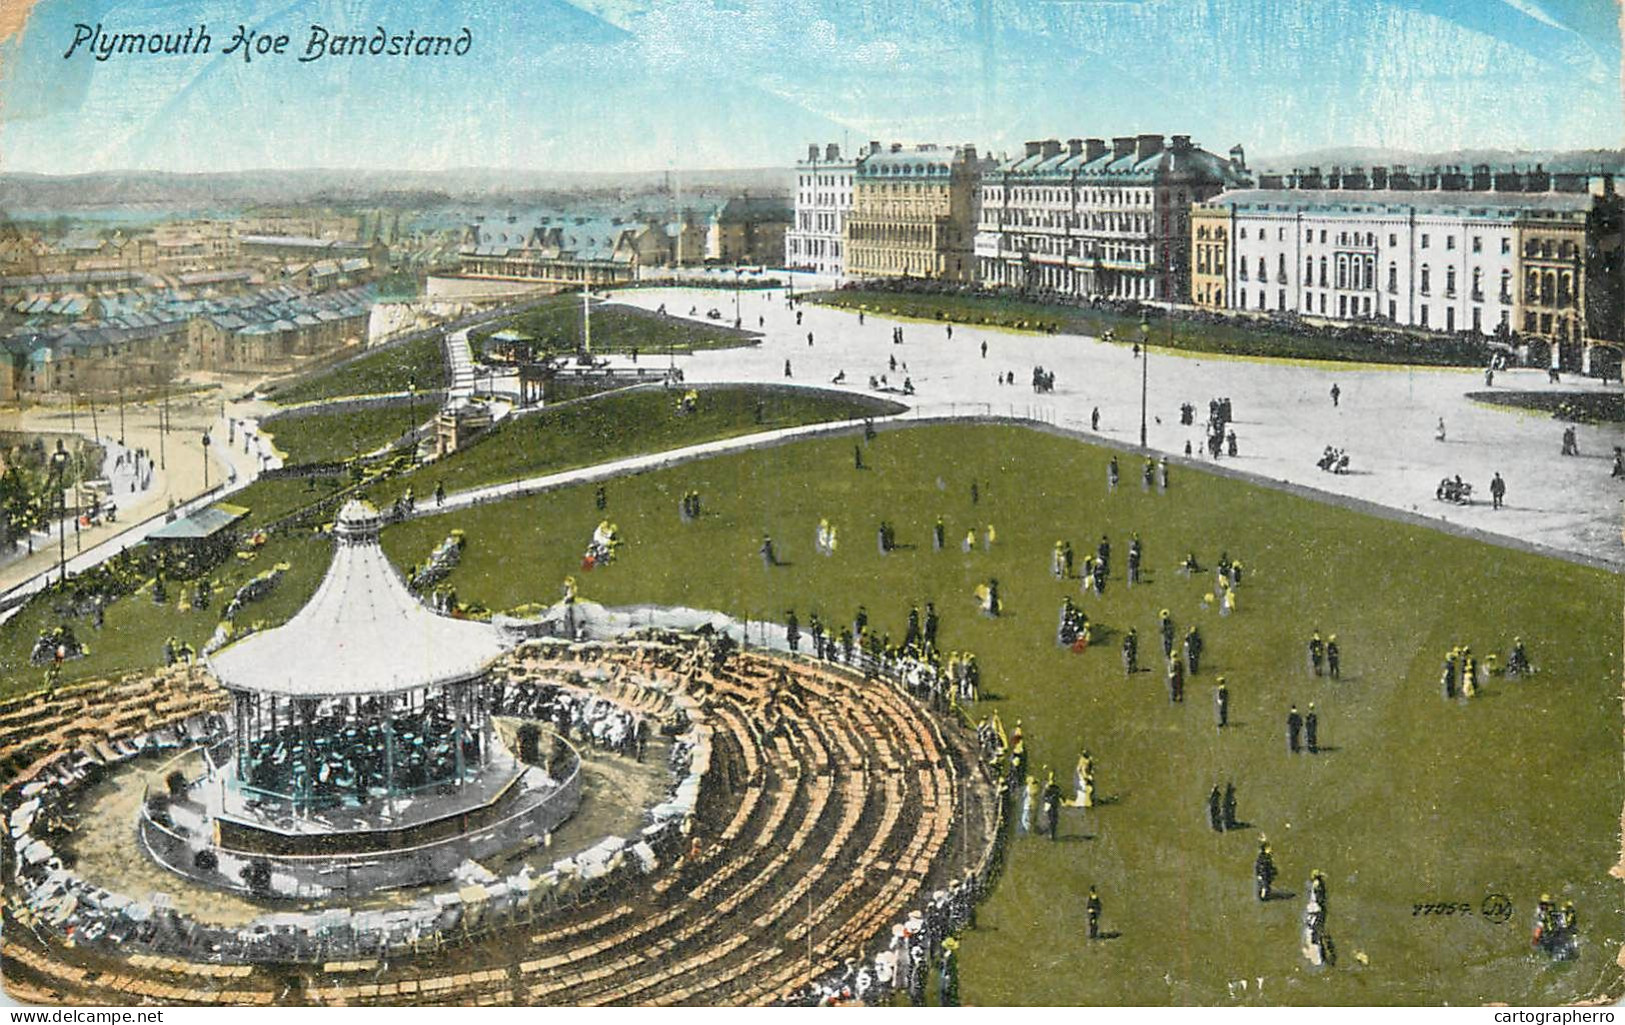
top-left (50, 440), bottom-right (69, 587)
top-left (734, 269), bottom-right (743, 327)
top-left (117, 384), bottom-right (126, 447)
top-left (201, 429), bottom-right (211, 491)
top-left (408, 378), bottom-right (418, 465)
top-left (1138, 315), bottom-right (1150, 449)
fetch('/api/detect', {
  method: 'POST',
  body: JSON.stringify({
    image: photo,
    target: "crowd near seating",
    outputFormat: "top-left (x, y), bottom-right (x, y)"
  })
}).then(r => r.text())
top-left (2, 626), bottom-right (997, 1007)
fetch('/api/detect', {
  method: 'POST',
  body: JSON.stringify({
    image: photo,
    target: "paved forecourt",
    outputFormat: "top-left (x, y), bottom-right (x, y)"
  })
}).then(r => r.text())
top-left (607, 284), bottom-right (1623, 570)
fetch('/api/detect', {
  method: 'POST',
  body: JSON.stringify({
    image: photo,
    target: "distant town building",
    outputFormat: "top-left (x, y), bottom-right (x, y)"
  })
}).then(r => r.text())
top-left (706, 196), bottom-right (792, 266)
top-left (1197, 165), bottom-right (1622, 373)
top-left (457, 219), bottom-right (666, 288)
top-left (787, 143), bottom-right (860, 278)
top-left (845, 143), bottom-right (992, 283)
top-left (976, 134), bottom-right (1249, 302)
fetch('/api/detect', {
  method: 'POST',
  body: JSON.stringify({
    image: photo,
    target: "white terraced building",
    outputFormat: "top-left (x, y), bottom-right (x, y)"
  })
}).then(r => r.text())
top-left (786, 142), bottom-right (861, 280)
top-left (975, 134), bottom-right (1250, 303)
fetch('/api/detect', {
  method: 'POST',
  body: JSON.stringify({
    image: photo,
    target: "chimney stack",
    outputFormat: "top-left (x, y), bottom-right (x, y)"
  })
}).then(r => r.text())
top-left (1086, 138), bottom-right (1108, 161)
top-left (1493, 169), bottom-right (1524, 192)
top-left (1067, 138), bottom-right (1084, 157)
top-left (868, 140), bottom-right (881, 156)
top-left (1526, 164), bottom-right (1550, 191)
top-left (1041, 139), bottom-right (1062, 159)
top-left (1135, 134), bottom-right (1164, 160)
top-left (1171, 134), bottom-right (1192, 153)
top-left (1025, 140), bottom-right (1043, 158)
top-left (1370, 166), bottom-right (1389, 189)
top-left (807, 144), bottom-right (819, 162)
top-left (1470, 164), bottom-right (1491, 191)
top-left (826, 143), bottom-right (840, 161)
top-left (1111, 136), bottom-right (1136, 159)
top-left (1229, 144), bottom-right (1247, 171)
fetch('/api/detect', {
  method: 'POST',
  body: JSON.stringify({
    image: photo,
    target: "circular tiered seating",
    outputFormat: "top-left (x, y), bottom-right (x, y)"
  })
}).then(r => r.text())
top-left (2, 635), bottom-right (998, 1007)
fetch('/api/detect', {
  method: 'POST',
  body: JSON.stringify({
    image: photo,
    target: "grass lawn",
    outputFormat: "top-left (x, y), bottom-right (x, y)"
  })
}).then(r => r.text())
top-left (1468, 390), bottom-right (1625, 424)
top-left (268, 335), bottom-right (447, 405)
top-left (812, 289), bottom-right (1491, 367)
top-left (475, 296), bottom-right (755, 356)
top-left (262, 404), bottom-right (422, 464)
top-left (368, 384), bottom-right (902, 508)
top-left (375, 422), bottom-right (1621, 1006)
top-left (218, 475), bottom-right (355, 533)
top-left (0, 533), bottom-right (329, 698)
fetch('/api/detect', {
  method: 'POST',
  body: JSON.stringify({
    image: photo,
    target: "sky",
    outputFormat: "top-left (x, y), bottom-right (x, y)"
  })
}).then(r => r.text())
top-left (0, 0), bottom-right (1619, 175)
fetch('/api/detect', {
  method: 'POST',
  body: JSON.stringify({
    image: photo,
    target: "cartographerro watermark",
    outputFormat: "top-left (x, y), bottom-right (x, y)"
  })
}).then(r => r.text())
top-left (61, 24), bottom-right (473, 63)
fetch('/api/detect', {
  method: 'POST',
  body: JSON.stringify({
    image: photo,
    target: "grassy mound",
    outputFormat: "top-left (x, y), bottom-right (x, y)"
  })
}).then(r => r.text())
top-left (378, 421), bottom-right (1620, 1006)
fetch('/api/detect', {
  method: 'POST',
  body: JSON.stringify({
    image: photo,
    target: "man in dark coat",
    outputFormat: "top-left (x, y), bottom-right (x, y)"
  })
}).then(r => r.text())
top-left (1086, 886), bottom-right (1102, 939)
top-left (1305, 703), bottom-right (1320, 754)
top-left (1185, 626), bottom-right (1203, 675)
top-left (1287, 705), bottom-right (1303, 753)
top-left (1168, 656), bottom-right (1185, 703)
top-left (1254, 839), bottom-right (1277, 901)
top-left (1208, 785), bottom-right (1224, 832)
top-left (1215, 679), bottom-right (1229, 729)
top-left (1326, 635), bottom-right (1341, 679)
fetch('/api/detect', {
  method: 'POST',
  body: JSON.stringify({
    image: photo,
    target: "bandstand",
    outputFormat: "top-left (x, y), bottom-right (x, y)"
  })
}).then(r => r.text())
top-left (139, 500), bottom-right (582, 897)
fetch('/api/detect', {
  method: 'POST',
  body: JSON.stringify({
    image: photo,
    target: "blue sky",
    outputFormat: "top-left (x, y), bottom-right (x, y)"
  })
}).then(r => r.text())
top-left (0, 0), bottom-right (1619, 174)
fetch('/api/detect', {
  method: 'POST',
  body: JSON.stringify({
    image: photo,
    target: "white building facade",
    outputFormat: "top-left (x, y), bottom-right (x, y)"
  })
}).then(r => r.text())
top-left (1210, 187), bottom-right (1591, 339)
top-left (786, 143), bottom-right (859, 279)
top-left (975, 134), bottom-right (1249, 303)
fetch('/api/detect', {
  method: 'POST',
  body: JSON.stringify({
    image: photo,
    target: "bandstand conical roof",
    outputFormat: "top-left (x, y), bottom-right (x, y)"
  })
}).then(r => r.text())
top-left (208, 499), bottom-right (509, 698)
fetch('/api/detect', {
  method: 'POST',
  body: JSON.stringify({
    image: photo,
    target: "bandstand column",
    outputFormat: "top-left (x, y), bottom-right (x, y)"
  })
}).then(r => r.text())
top-left (454, 683), bottom-right (467, 786)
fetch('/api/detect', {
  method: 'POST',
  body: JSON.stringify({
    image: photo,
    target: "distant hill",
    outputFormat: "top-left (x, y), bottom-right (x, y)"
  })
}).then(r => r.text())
top-left (1255, 147), bottom-right (1625, 175)
top-left (0, 166), bottom-right (794, 214)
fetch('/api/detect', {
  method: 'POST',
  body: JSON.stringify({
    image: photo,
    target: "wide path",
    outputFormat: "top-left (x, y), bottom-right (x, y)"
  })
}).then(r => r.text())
top-left (603, 283), bottom-right (1624, 569)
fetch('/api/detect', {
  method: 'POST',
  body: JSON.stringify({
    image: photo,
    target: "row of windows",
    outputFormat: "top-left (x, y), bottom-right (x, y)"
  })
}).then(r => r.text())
top-left (1232, 225), bottom-right (1517, 256)
top-left (983, 186), bottom-right (1168, 207)
top-left (798, 174), bottom-right (852, 188)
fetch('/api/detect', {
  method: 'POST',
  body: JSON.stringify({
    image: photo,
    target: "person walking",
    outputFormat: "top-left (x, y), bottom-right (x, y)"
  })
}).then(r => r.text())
top-left (1044, 770), bottom-right (1062, 841)
top-left (1330, 383), bottom-right (1340, 407)
top-left (1185, 626), bottom-right (1203, 675)
top-left (1254, 839), bottom-right (1277, 901)
top-left (1305, 703), bottom-right (1320, 754)
top-left (1208, 784), bottom-right (1224, 832)
top-left (1490, 472), bottom-right (1506, 510)
top-left (1287, 705), bottom-right (1303, 753)
top-left (1085, 886), bottom-right (1102, 939)
top-left (1325, 635), bottom-right (1341, 679)
top-left (1167, 656), bottom-right (1185, 703)
top-left (1092, 407), bottom-right (1101, 431)
top-left (1215, 678), bottom-right (1229, 729)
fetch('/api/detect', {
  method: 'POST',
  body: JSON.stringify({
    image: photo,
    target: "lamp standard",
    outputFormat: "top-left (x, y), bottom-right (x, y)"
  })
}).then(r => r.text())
top-left (734, 268), bottom-right (743, 327)
top-left (1138, 315), bottom-right (1150, 449)
top-left (49, 440), bottom-right (69, 587)
top-left (201, 429), bottom-right (211, 491)
top-left (407, 378), bottom-right (418, 465)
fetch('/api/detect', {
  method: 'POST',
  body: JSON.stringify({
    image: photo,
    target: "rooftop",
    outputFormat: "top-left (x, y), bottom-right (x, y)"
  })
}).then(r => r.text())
top-left (208, 500), bottom-right (511, 698)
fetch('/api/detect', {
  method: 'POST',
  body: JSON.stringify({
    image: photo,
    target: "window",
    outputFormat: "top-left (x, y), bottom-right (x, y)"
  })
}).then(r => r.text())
top-left (1338, 295), bottom-right (1347, 318)
top-left (1421, 303), bottom-right (1430, 327)
top-left (1279, 227), bottom-right (1286, 241)
top-left (1306, 229), bottom-right (1314, 242)
top-left (1320, 230), bottom-right (1327, 244)
top-left (1447, 236), bottom-right (1456, 251)
top-left (1279, 289), bottom-right (1287, 311)
top-left (1472, 307), bottom-right (1482, 332)
top-left (1319, 256), bottom-right (1328, 288)
top-left (1501, 237), bottom-right (1511, 255)
top-left (1388, 263), bottom-right (1398, 292)
top-left (1446, 307), bottom-right (1455, 332)
top-left (1420, 265), bottom-right (1431, 294)
top-left (1389, 299), bottom-right (1396, 320)
top-left (1472, 236), bottom-right (1482, 253)
top-left (1306, 255), bottom-right (1314, 280)
top-left (1446, 267), bottom-right (1456, 296)
top-left (1239, 227), bottom-right (1247, 240)
top-left (1421, 234), bottom-right (1430, 249)
top-left (1389, 233), bottom-right (1397, 247)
